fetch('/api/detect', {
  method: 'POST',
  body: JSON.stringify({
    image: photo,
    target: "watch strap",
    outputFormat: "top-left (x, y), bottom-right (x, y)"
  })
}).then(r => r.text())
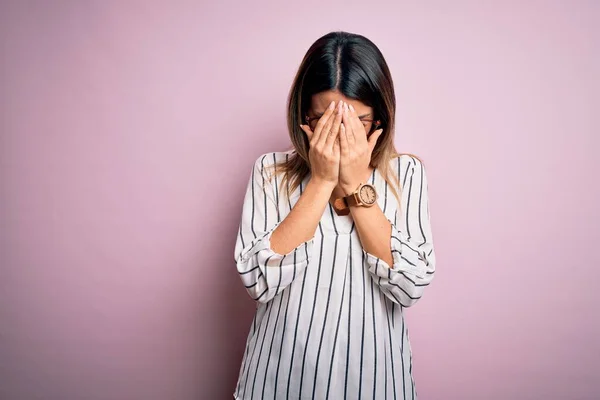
top-left (332, 198), bottom-right (351, 215)
top-left (344, 192), bottom-right (359, 207)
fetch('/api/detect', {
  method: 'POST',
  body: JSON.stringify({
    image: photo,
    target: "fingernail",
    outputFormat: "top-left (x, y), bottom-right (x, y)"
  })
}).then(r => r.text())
top-left (329, 101), bottom-right (335, 110)
top-left (337, 102), bottom-right (343, 114)
top-left (349, 104), bottom-right (355, 112)
top-left (344, 103), bottom-right (349, 113)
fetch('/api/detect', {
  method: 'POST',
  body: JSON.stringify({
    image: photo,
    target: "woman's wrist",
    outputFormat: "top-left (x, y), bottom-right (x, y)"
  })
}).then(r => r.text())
top-left (339, 181), bottom-right (361, 195)
top-left (308, 176), bottom-right (337, 193)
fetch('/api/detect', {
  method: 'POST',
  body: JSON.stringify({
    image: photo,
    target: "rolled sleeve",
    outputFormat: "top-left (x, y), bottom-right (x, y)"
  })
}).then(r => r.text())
top-left (234, 153), bottom-right (314, 303)
top-left (364, 156), bottom-right (436, 307)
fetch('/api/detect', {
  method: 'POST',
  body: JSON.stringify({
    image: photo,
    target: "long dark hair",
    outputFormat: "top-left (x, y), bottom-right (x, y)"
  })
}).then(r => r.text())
top-left (266, 30), bottom-right (422, 205)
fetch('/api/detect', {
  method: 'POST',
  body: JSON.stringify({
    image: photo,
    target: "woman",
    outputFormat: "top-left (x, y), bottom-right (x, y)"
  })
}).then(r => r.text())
top-left (233, 31), bottom-right (436, 400)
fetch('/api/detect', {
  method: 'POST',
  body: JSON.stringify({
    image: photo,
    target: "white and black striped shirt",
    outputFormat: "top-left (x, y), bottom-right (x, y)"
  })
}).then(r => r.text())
top-left (233, 149), bottom-right (436, 400)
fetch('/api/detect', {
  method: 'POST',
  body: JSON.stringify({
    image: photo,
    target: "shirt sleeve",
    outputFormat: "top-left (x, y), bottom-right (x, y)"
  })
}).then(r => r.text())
top-left (363, 156), bottom-right (436, 307)
top-left (234, 153), bottom-right (315, 303)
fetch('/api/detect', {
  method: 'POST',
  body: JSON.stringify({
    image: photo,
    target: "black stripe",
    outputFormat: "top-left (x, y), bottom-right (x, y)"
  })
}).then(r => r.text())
top-left (383, 293), bottom-right (388, 399)
top-left (389, 288), bottom-right (407, 307)
top-left (343, 235), bottom-right (353, 398)
top-left (238, 222), bottom-right (245, 250)
top-left (325, 248), bottom-right (348, 399)
top-left (372, 172), bottom-right (383, 291)
top-left (273, 152), bottom-right (281, 223)
top-left (412, 157), bottom-right (427, 243)
top-left (239, 265), bottom-right (260, 275)
top-left (398, 270), bottom-right (430, 287)
top-left (263, 254), bottom-right (275, 295)
top-left (250, 158), bottom-right (257, 239)
top-left (397, 156), bottom-right (402, 213)
top-left (395, 157), bottom-right (400, 228)
top-left (250, 297), bottom-right (275, 398)
top-left (288, 154), bottom-right (296, 282)
top-left (273, 254), bottom-right (285, 296)
top-left (383, 168), bottom-right (388, 213)
top-left (328, 201), bottom-right (339, 235)
top-left (278, 161), bottom-right (305, 397)
top-left (261, 283), bottom-right (286, 398)
top-left (253, 288), bottom-right (268, 302)
top-left (235, 309), bottom-right (257, 396)
top-left (371, 254), bottom-right (410, 306)
top-left (245, 281), bottom-right (258, 289)
top-left (400, 255), bottom-right (417, 267)
top-left (385, 295), bottom-right (397, 400)
top-left (386, 280), bottom-right (422, 301)
top-left (358, 247), bottom-right (366, 399)
top-left (285, 232), bottom-right (311, 399)
top-left (273, 277), bottom-right (292, 394)
top-left (403, 158), bottom-right (410, 187)
top-left (312, 206), bottom-right (341, 398)
top-left (298, 222), bottom-right (325, 398)
top-left (241, 301), bottom-right (270, 398)
top-left (409, 324), bottom-right (415, 400)
top-left (261, 155), bottom-right (268, 232)
top-left (240, 229), bottom-right (271, 264)
top-left (253, 305), bottom-right (259, 335)
top-left (405, 160), bottom-right (415, 240)
top-left (371, 264), bottom-right (378, 400)
top-left (391, 236), bottom-right (421, 256)
top-left (408, 323), bottom-right (415, 400)
top-left (400, 310), bottom-right (406, 399)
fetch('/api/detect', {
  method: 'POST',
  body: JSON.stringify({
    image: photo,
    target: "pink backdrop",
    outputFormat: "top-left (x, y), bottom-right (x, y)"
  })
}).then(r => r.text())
top-left (1, 1), bottom-right (598, 399)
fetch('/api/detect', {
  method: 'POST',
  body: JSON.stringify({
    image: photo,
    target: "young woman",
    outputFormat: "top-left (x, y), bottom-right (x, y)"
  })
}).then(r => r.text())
top-left (233, 31), bottom-right (436, 400)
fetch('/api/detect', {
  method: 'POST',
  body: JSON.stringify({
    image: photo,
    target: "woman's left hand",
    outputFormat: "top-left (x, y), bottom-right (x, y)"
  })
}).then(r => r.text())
top-left (338, 102), bottom-right (383, 194)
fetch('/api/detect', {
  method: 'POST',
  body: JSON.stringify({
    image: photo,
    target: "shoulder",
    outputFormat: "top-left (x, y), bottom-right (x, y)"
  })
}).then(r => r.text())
top-left (252, 149), bottom-right (295, 170)
top-left (250, 150), bottom-right (296, 186)
top-left (389, 153), bottom-right (424, 175)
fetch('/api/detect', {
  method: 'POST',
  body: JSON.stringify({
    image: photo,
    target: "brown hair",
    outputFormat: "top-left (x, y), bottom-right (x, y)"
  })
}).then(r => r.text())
top-left (266, 31), bottom-right (423, 205)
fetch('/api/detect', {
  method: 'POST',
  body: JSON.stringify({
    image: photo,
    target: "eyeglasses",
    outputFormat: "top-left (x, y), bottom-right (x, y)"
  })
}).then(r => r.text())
top-left (304, 114), bottom-right (382, 133)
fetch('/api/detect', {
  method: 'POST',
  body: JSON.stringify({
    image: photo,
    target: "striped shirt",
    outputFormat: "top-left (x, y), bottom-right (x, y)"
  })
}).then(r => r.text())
top-left (233, 149), bottom-right (436, 400)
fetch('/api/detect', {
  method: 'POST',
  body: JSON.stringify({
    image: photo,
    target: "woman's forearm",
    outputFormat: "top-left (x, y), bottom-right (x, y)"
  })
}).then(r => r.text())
top-left (270, 177), bottom-right (334, 255)
top-left (349, 203), bottom-right (394, 267)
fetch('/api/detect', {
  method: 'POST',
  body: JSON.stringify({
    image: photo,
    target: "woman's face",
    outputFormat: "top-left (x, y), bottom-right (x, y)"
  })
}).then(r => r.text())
top-left (306, 90), bottom-right (376, 137)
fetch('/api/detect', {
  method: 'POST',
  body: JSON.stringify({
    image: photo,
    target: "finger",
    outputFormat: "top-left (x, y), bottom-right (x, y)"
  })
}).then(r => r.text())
top-left (311, 101), bottom-right (336, 145)
top-left (339, 122), bottom-right (349, 155)
top-left (367, 129), bottom-right (384, 153)
top-left (317, 101), bottom-right (339, 147)
top-left (299, 124), bottom-right (313, 142)
top-left (348, 103), bottom-right (366, 145)
top-left (333, 138), bottom-right (340, 159)
top-left (324, 101), bottom-right (344, 150)
top-left (342, 102), bottom-right (356, 146)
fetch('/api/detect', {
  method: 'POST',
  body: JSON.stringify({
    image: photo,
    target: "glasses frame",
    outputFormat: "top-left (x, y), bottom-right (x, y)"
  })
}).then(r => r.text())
top-left (304, 114), bottom-right (382, 133)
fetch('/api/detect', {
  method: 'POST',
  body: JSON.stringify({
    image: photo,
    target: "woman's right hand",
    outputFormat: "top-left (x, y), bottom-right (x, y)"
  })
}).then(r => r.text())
top-left (299, 100), bottom-right (344, 187)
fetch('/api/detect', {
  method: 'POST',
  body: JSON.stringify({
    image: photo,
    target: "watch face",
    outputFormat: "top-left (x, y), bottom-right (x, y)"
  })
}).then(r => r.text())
top-left (359, 184), bottom-right (377, 205)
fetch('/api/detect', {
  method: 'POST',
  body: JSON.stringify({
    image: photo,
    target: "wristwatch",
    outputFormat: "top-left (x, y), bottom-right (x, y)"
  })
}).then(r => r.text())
top-left (333, 183), bottom-right (378, 216)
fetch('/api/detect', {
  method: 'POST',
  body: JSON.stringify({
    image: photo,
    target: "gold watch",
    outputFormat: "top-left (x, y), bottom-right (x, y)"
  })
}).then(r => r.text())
top-left (333, 183), bottom-right (378, 215)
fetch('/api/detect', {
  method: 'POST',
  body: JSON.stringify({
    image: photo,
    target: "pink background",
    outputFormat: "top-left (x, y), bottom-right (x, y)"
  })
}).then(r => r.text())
top-left (1, 1), bottom-right (598, 399)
